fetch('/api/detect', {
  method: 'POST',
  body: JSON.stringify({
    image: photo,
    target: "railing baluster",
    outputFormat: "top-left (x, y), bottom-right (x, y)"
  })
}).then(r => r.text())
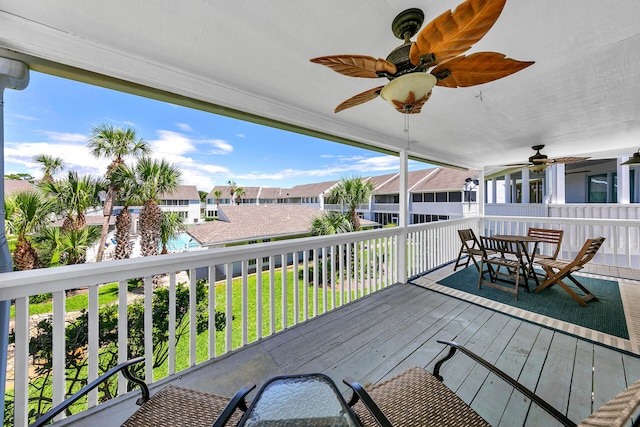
top-left (269, 256), bottom-right (275, 335)
top-left (322, 247), bottom-right (327, 313)
top-left (242, 260), bottom-right (248, 346)
top-left (52, 290), bottom-right (65, 419)
top-left (339, 244), bottom-right (345, 305)
top-left (144, 276), bottom-right (153, 384)
top-left (281, 253), bottom-right (287, 330)
top-left (88, 284), bottom-right (99, 407)
top-left (118, 279), bottom-right (128, 395)
top-left (225, 263), bottom-right (233, 352)
top-left (346, 243), bottom-right (352, 302)
top-left (169, 272), bottom-right (177, 373)
top-left (303, 249), bottom-right (309, 321)
top-left (189, 269), bottom-right (197, 366)
top-left (255, 259), bottom-right (263, 339)
top-left (330, 246), bottom-right (336, 309)
top-left (14, 296), bottom-right (29, 427)
top-left (313, 248), bottom-right (319, 316)
top-left (209, 266), bottom-right (216, 359)
top-left (293, 251), bottom-right (299, 325)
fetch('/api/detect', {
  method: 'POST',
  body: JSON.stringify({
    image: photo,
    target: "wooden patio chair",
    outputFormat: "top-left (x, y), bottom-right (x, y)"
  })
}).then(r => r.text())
top-left (533, 237), bottom-right (606, 306)
top-left (478, 236), bottom-right (530, 299)
top-left (528, 227), bottom-right (564, 262)
top-left (453, 228), bottom-right (484, 271)
top-left (345, 339), bottom-right (640, 427)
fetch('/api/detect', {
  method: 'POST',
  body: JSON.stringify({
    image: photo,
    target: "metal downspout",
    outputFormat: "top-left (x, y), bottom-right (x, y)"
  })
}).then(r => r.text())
top-left (0, 57), bottom-right (29, 421)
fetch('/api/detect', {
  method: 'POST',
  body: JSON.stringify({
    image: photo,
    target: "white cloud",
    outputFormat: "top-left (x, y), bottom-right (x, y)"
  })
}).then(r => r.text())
top-left (10, 114), bottom-right (38, 121)
top-left (39, 131), bottom-right (87, 143)
top-left (5, 141), bottom-right (109, 178)
top-left (205, 139), bottom-right (233, 155)
top-left (176, 123), bottom-right (193, 132)
top-left (150, 130), bottom-right (196, 156)
top-left (236, 133), bottom-right (245, 138)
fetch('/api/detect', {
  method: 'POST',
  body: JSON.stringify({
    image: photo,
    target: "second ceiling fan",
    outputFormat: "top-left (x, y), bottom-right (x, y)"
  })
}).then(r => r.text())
top-left (310, 0), bottom-right (534, 114)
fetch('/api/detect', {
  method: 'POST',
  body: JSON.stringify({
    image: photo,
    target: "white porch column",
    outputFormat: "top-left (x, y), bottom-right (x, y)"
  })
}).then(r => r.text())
top-left (397, 149), bottom-right (408, 283)
top-left (504, 173), bottom-right (512, 203)
top-left (549, 164), bottom-right (565, 204)
top-left (0, 57), bottom-right (29, 425)
top-left (491, 178), bottom-right (497, 203)
top-left (617, 157), bottom-right (631, 203)
top-left (521, 168), bottom-right (530, 203)
top-left (478, 170), bottom-right (485, 217)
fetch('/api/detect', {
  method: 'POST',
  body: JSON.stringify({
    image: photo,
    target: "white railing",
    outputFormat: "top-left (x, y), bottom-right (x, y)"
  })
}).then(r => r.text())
top-left (406, 217), bottom-right (482, 278)
top-left (4, 214), bottom-right (640, 425)
top-left (482, 215), bottom-right (640, 268)
top-left (485, 203), bottom-right (547, 217)
top-left (2, 227), bottom-right (404, 426)
top-left (548, 203), bottom-right (640, 219)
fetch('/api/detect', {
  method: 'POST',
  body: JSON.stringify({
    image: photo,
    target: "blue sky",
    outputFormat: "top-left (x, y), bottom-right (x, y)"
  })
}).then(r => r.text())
top-left (4, 72), bottom-right (427, 192)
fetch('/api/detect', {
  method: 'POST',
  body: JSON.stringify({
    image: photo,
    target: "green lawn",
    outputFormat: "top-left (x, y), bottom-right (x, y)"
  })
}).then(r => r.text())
top-left (154, 266), bottom-right (349, 377)
top-left (10, 282), bottom-right (122, 318)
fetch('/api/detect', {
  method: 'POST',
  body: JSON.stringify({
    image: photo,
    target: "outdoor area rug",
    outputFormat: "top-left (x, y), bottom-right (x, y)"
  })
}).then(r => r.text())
top-left (412, 266), bottom-right (640, 355)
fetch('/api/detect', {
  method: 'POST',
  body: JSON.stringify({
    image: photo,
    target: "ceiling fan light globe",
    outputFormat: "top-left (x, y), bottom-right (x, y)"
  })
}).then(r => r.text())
top-left (380, 73), bottom-right (436, 106)
top-left (529, 163), bottom-right (548, 173)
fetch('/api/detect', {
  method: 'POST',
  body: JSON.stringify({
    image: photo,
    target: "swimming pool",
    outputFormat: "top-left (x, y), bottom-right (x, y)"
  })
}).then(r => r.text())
top-left (163, 232), bottom-right (201, 252)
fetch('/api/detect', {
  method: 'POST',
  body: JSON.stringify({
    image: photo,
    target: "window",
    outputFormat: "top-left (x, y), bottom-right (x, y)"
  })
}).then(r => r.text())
top-left (435, 192), bottom-right (447, 202)
top-left (412, 193), bottom-right (423, 202)
top-left (424, 193), bottom-right (434, 202)
top-left (588, 174), bottom-right (608, 203)
top-left (448, 192), bottom-right (462, 203)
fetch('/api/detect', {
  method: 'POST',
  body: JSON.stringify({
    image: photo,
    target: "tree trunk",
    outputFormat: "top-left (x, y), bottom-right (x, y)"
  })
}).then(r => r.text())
top-left (95, 188), bottom-right (115, 262)
top-left (115, 207), bottom-right (132, 260)
top-left (139, 199), bottom-right (162, 257)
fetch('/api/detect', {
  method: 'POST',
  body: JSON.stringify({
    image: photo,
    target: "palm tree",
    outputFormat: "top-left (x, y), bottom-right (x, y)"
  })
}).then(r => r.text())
top-left (310, 212), bottom-right (354, 236)
top-left (135, 158), bottom-right (181, 257)
top-left (159, 212), bottom-right (185, 254)
top-left (234, 187), bottom-right (245, 205)
top-left (87, 124), bottom-right (149, 262)
top-left (58, 226), bottom-right (102, 264)
top-left (327, 177), bottom-right (374, 230)
top-left (227, 180), bottom-right (236, 200)
top-left (109, 164), bottom-right (139, 260)
top-left (34, 154), bottom-right (64, 184)
top-left (40, 171), bottom-right (106, 232)
top-left (213, 189), bottom-right (222, 205)
top-left (5, 191), bottom-right (53, 270)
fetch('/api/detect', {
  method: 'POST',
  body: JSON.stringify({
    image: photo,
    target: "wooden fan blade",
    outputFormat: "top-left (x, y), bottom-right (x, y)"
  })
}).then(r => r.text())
top-left (409, 0), bottom-right (506, 66)
top-left (310, 55), bottom-right (397, 78)
top-left (552, 156), bottom-right (590, 164)
top-left (335, 86), bottom-right (384, 113)
top-left (432, 52), bottom-right (534, 88)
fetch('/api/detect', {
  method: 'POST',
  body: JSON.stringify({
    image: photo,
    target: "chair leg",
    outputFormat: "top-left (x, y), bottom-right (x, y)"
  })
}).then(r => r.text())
top-left (555, 279), bottom-right (589, 307)
top-left (454, 249), bottom-right (471, 271)
top-left (566, 274), bottom-right (598, 304)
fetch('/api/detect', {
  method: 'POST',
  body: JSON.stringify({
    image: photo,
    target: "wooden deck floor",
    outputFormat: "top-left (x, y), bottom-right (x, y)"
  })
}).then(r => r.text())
top-left (87, 265), bottom-right (640, 427)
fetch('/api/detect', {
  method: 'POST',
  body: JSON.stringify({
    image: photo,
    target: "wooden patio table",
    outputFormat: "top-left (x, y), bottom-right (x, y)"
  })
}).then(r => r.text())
top-left (490, 234), bottom-right (545, 286)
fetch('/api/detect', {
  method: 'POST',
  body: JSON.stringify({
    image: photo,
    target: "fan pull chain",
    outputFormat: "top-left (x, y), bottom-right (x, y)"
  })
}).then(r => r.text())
top-left (404, 114), bottom-right (410, 147)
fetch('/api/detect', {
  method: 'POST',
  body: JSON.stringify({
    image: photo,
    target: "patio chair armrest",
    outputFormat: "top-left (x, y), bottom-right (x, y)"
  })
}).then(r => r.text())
top-left (435, 340), bottom-right (577, 427)
top-left (211, 382), bottom-right (256, 427)
top-left (343, 377), bottom-right (392, 427)
top-left (30, 357), bottom-right (148, 427)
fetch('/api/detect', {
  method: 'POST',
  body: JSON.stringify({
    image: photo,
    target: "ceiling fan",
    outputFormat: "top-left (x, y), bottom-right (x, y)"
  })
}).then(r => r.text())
top-left (506, 145), bottom-right (590, 172)
top-left (310, 0), bottom-right (534, 114)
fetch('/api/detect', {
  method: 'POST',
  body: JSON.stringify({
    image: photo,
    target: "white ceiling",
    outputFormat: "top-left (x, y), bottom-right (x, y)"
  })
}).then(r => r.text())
top-left (1, 0), bottom-right (639, 171)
